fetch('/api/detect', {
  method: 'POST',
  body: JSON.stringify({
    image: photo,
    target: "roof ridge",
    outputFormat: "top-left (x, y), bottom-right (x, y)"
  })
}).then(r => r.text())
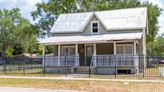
top-left (95, 7), bottom-right (147, 13)
top-left (59, 7), bottom-right (147, 15)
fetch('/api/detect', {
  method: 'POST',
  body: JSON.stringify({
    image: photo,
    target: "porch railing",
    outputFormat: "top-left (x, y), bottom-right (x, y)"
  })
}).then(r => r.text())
top-left (45, 56), bottom-right (78, 67)
top-left (44, 55), bottom-right (138, 67)
top-left (96, 55), bottom-right (139, 67)
top-left (45, 56), bottom-right (58, 67)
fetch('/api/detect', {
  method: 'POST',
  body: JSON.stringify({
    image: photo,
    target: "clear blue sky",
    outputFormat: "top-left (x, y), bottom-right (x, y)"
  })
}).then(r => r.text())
top-left (0, 0), bottom-right (163, 35)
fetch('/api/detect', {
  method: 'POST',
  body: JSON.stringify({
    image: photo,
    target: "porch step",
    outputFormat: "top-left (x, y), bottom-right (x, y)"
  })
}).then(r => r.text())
top-left (75, 66), bottom-right (95, 74)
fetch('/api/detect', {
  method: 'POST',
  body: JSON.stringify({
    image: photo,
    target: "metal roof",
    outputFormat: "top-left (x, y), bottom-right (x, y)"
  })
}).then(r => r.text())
top-left (40, 32), bottom-right (143, 45)
top-left (50, 7), bottom-right (147, 33)
top-left (51, 12), bottom-right (93, 33)
top-left (95, 7), bottom-right (147, 30)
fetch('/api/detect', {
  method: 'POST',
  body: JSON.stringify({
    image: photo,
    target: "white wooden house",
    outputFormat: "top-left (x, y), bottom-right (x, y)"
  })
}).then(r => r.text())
top-left (40, 7), bottom-right (148, 74)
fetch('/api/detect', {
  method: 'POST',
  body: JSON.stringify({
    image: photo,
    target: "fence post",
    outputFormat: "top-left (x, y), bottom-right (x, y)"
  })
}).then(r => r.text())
top-left (42, 45), bottom-right (46, 76)
top-left (43, 56), bottom-right (46, 76)
top-left (64, 56), bottom-right (66, 77)
top-left (4, 57), bottom-right (7, 75)
top-left (114, 55), bottom-right (117, 78)
top-left (143, 56), bottom-right (145, 78)
top-left (23, 57), bottom-right (25, 76)
top-left (143, 65), bottom-right (145, 78)
top-left (89, 56), bottom-right (91, 78)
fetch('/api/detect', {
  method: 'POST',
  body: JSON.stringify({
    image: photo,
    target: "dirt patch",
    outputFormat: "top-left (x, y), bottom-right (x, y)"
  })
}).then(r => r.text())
top-left (0, 78), bottom-right (164, 92)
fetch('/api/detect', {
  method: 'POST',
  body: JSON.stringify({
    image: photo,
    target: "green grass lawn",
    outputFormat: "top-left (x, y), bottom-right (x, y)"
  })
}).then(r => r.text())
top-left (0, 78), bottom-right (164, 92)
top-left (0, 68), bottom-right (63, 77)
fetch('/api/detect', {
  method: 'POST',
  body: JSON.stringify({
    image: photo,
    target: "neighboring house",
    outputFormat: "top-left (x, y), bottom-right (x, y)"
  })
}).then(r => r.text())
top-left (13, 53), bottom-right (42, 64)
top-left (40, 7), bottom-right (148, 74)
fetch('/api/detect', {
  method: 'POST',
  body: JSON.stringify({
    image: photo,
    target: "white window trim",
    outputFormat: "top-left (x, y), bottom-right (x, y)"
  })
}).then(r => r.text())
top-left (116, 44), bottom-right (134, 55)
top-left (61, 45), bottom-right (75, 56)
top-left (90, 21), bottom-right (99, 34)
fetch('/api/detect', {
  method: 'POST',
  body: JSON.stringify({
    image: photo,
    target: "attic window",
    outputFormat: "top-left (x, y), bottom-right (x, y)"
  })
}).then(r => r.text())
top-left (91, 21), bottom-right (99, 34)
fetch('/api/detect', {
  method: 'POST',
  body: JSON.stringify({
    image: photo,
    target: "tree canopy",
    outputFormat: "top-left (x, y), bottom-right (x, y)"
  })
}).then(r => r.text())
top-left (0, 8), bottom-right (38, 57)
top-left (0, 8), bottom-right (23, 57)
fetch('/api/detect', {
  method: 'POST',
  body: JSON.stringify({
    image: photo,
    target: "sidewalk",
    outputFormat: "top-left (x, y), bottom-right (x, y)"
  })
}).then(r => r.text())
top-left (0, 75), bottom-right (164, 83)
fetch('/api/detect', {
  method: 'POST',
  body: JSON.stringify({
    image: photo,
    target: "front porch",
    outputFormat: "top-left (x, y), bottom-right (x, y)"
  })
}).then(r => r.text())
top-left (43, 41), bottom-right (139, 74)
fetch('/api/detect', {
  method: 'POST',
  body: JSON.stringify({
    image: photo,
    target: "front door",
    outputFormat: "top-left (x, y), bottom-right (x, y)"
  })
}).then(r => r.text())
top-left (85, 45), bottom-right (93, 66)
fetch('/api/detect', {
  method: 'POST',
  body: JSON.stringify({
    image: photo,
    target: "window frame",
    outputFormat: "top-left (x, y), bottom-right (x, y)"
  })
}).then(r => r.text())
top-left (61, 46), bottom-right (75, 56)
top-left (116, 44), bottom-right (134, 55)
top-left (90, 21), bottom-right (99, 34)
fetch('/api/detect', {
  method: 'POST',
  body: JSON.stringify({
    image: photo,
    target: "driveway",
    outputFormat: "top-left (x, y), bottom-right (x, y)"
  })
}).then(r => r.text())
top-left (0, 87), bottom-right (86, 92)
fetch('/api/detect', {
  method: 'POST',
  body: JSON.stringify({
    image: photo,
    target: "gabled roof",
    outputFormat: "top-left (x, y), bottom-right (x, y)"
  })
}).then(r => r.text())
top-left (50, 7), bottom-right (147, 33)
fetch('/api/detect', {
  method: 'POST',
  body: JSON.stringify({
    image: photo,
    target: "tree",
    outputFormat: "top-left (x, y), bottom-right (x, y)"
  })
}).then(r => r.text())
top-left (0, 8), bottom-right (25, 57)
top-left (12, 43), bottom-right (24, 55)
top-left (0, 8), bottom-right (39, 57)
top-left (17, 23), bottom-right (39, 55)
top-left (147, 34), bottom-right (164, 56)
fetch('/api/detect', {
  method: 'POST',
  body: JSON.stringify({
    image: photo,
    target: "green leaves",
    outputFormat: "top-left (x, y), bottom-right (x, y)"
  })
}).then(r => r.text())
top-left (147, 34), bottom-right (164, 56)
top-left (0, 8), bottom-right (39, 57)
top-left (0, 8), bottom-right (23, 57)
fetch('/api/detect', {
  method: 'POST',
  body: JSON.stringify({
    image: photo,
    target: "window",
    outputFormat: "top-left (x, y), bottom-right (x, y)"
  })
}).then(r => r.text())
top-left (91, 21), bottom-right (99, 34)
top-left (61, 46), bottom-right (75, 56)
top-left (116, 44), bottom-right (133, 54)
top-left (117, 46), bottom-right (124, 54)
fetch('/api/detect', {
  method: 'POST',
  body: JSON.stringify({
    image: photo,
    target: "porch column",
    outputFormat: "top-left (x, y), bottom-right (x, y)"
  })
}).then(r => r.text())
top-left (75, 44), bottom-right (79, 67)
top-left (93, 43), bottom-right (97, 67)
top-left (42, 45), bottom-right (45, 68)
top-left (113, 42), bottom-right (117, 67)
top-left (113, 42), bottom-right (116, 55)
top-left (133, 41), bottom-right (139, 73)
top-left (58, 44), bottom-right (60, 66)
top-left (134, 41), bottom-right (137, 55)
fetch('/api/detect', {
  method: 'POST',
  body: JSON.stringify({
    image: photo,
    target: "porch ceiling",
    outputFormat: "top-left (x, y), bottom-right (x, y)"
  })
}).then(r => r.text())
top-left (40, 32), bottom-right (143, 45)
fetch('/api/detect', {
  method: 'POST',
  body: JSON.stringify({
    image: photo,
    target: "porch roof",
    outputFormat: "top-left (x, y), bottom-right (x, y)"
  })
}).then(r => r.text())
top-left (40, 32), bottom-right (143, 45)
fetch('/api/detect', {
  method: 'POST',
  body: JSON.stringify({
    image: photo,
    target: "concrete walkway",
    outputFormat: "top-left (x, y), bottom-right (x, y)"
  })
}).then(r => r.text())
top-left (0, 75), bottom-right (164, 83)
top-left (0, 87), bottom-right (86, 92)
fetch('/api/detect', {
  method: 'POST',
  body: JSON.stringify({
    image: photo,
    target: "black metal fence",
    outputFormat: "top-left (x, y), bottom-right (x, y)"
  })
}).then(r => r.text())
top-left (0, 57), bottom-right (43, 76)
top-left (0, 56), bottom-right (163, 79)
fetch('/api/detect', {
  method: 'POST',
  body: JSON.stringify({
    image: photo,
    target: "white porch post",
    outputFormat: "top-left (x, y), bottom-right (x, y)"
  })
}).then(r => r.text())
top-left (58, 44), bottom-right (61, 66)
top-left (42, 45), bottom-right (45, 68)
top-left (133, 41), bottom-right (139, 73)
top-left (113, 42), bottom-right (116, 55)
top-left (93, 43), bottom-right (97, 67)
top-left (134, 41), bottom-right (137, 55)
top-left (75, 44), bottom-right (79, 67)
top-left (113, 42), bottom-right (117, 67)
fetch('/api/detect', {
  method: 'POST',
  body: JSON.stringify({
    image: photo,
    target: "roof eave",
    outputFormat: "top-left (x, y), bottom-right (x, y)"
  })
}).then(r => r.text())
top-left (51, 31), bottom-right (83, 34)
top-left (106, 27), bottom-right (146, 31)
